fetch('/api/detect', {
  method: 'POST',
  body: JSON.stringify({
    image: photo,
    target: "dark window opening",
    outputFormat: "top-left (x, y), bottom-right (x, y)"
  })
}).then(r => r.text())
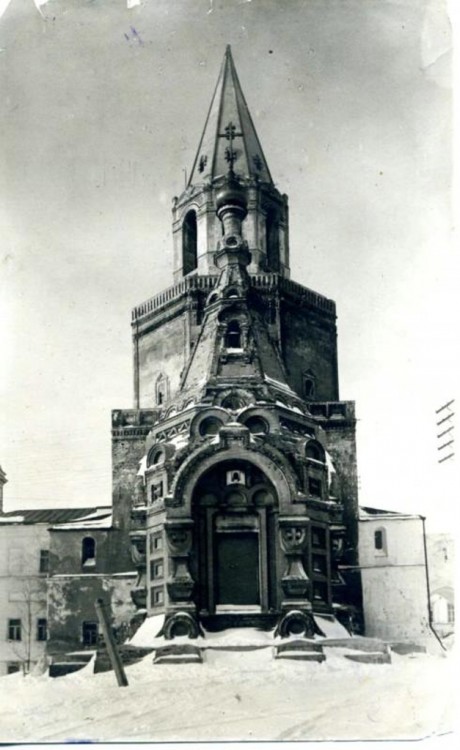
top-left (150, 534), bottom-right (163, 553)
top-left (374, 530), bottom-right (385, 551)
top-left (39, 549), bottom-right (50, 574)
top-left (151, 481), bottom-right (164, 503)
top-left (182, 210), bottom-right (198, 276)
top-left (245, 416), bottom-right (269, 435)
top-left (7, 663), bottom-right (21, 674)
top-left (305, 442), bottom-right (324, 461)
top-left (312, 555), bottom-right (327, 576)
top-left (199, 416), bottom-right (223, 437)
top-left (37, 618), bottom-right (47, 642)
top-left (8, 619), bottom-right (22, 642)
top-left (304, 378), bottom-right (315, 399)
top-left (308, 477), bottom-right (322, 497)
top-left (151, 587), bottom-right (164, 607)
top-left (266, 208), bottom-right (280, 272)
top-left (82, 537), bottom-right (96, 566)
top-left (225, 320), bottom-right (242, 349)
top-left (313, 582), bottom-right (328, 602)
top-left (150, 560), bottom-right (164, 580)
top-left (155, 374), bottom-right (168, 406)
top-left (82, 621), bottom-right (98, 647)
top-left (311, 527), bottom-right (326, 549)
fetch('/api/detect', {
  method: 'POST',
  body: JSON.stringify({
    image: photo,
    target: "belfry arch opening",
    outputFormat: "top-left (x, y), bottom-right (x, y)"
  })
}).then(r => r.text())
top-left (182, 210), bottom-right (198, 276)
top-left (191, 459), bottom-right (279, 615)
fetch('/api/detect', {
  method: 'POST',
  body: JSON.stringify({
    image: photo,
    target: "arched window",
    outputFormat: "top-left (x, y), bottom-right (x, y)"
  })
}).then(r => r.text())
top-left (82, 537), bottom-right (96, 566)
top-left (304, 378), bottom-right (315, 399)
top-left (305, 441), bottom-right (325, 462)
top-left (266, 208), bottom-right (280, 272)
top-left (148, 448), bottom-right (165, 467)
top-left (182, 210), bottom-right (198, 276)
top-left (155, 373), bottom-right (168, 406)
top-left (245, 416), bottom-right (269, 435)
top-left (225, 320), bottom-right (242, 349)
top-left (199, 416), bottom-right (223, 437)
top-left (374, 528), bottom-right (387, 555)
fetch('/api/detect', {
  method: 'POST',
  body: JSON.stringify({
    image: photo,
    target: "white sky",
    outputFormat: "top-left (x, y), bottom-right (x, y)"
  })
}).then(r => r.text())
top-left (0, 0), bottom-right (457, 531)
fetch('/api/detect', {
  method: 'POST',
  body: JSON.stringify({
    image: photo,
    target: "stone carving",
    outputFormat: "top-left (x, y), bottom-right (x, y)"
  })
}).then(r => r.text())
top-left (163, 611), bottom-right (201, 640)
top-left (276, 610), bottom-right (317, 639)
top-left (280, 526), bottom-right (307, 554)
top-left (165, 522), bottom-right (195, 604)
top-left (279, 521), bottom-right (311, 601)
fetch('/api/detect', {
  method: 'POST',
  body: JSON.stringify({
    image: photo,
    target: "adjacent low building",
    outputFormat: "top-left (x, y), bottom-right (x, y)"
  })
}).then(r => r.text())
top-left (359, 507), bottom-right (432, 643)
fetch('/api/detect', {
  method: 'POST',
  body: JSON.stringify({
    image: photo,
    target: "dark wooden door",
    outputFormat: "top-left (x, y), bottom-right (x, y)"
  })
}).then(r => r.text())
top-left (215, 532), bottom-right (259, 606)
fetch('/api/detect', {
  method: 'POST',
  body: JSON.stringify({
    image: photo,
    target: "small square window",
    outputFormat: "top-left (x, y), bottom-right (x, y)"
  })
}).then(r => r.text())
top-left (150, 560), bottom-right (164, 580)
top-left (150, 534), bottom-right (163, 553)
top-left (7, 663), bottom-right (21, 675)
top-left (151, 587), bottom-right (164, 607)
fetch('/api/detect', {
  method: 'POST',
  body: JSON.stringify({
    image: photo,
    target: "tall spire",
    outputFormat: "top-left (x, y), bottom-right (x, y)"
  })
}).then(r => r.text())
top-left (188, 45), bottom-right (273, 187)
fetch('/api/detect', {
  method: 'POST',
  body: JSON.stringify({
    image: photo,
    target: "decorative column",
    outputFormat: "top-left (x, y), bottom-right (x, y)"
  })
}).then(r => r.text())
top-left (277, 517), bottom-right (316, 638)
top-left (129, 478), bottom-right (147, 611)
top-left (163, 520), bottom-right (200, 639)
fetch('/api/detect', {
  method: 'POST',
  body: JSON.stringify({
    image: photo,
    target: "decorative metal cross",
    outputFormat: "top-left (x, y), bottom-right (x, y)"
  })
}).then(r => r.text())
top-left (219, 120), bottom-right (243, 172)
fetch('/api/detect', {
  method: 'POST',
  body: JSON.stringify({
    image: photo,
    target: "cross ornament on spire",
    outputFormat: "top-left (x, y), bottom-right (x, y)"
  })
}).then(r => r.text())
top-left (219, 121), bottom-right (243, 173)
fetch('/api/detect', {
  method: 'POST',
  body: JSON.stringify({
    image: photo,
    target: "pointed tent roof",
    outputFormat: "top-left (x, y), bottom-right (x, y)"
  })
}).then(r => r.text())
top-left (188, 46), bottom-right (273, 187)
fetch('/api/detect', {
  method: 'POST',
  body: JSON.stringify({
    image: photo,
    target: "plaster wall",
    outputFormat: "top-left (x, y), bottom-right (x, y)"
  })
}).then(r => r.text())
top-left (359, 517), bottom-right (430, 641)
top-left (47, 573), bottom-right (137, 655)
top-left (49, 528), bottom-right (131, 576)
top-left (0, 524), bottom-right (49, 675)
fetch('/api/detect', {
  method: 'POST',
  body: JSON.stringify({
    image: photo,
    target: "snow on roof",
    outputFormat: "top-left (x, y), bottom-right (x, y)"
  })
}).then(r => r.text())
top-left (0, 507), bottom-right (108, 525)
top-left (264, 375), bottom-right (295, 393)
top-left (359, 506), bottom-right (424, 521)
top-left (50, 508), bottom-right (113, 530)
top-left (0, 515), bottom-right (25, 523)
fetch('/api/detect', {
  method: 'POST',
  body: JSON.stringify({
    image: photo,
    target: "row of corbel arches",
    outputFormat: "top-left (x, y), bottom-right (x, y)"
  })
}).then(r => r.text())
top-left (147, 405), bottom-right (326, 469)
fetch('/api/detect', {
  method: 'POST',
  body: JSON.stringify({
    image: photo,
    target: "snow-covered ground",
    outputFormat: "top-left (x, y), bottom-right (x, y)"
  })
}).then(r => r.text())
top-left (0, 639), bottom-right (454, 743)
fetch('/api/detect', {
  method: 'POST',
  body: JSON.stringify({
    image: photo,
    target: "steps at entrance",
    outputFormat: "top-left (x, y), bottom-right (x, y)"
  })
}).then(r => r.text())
top-left (320, 636), bottom-right (392, 665)
top-left (201, 613), bottom-right (278, 631)
top-left (153, 644), bottom-right (203, 665)
top-left (275, 639), bottom-right (325, 663)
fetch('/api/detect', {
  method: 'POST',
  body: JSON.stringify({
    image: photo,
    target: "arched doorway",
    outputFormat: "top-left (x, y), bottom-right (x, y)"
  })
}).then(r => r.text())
top-left (191, 459), bottom-right (279, 615)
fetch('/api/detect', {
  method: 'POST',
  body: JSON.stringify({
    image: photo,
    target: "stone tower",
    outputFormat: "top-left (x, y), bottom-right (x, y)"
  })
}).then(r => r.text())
top-left (117, 46), bottom-right (362, 639)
